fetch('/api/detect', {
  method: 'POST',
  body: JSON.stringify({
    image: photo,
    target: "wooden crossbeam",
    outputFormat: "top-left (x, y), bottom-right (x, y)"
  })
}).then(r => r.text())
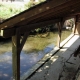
top-left (0, 19), bottom-right (61, 38)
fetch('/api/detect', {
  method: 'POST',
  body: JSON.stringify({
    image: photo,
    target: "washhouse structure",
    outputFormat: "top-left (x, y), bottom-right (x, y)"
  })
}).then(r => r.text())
top-left (0, 0), bottom-right (80, 80)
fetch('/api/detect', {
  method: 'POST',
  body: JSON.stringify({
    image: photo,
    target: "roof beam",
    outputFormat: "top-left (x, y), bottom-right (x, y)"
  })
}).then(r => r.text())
top-left (0, 0), bottom-right (67, 29)
top-left (0, 19), bottom-right (61, 38)
top-left (16, 0), bottom-right (80, 26)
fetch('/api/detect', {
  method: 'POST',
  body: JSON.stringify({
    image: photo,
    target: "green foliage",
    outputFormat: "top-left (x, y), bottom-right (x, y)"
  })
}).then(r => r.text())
top-left (38, 0), bottom-right (46, 3)
top-left (9, 7), bottom-right (13, 12)
top-left (24, 1), bottom-right (35, 9)
top-left (0, 4), bottom-right (4, 7)
top-left (35, 28), bottom-right (42, 33)
top-left (0, 0), bottom-right (46, 19)
top-left (0, 3), bottom-right (25, 19)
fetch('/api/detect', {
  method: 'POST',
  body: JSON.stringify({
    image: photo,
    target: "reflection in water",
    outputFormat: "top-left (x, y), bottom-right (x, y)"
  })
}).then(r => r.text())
top-left (0, 43), bottom-right (54, 80)
top-left (0, 52), bottom-right (12, 80)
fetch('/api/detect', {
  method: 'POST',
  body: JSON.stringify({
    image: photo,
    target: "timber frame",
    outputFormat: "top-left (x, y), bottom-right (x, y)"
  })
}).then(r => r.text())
top-left (0, 0), bottom-right (80, 80)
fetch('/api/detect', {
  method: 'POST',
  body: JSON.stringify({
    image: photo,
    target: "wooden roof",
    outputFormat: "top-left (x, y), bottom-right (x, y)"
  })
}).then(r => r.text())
top-left (0, 0), bottom-right (80, 37)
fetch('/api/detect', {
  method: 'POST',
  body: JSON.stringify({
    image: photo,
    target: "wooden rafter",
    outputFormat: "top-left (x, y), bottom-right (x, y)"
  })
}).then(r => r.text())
top-left (0, 0), bottom-right (80, 29)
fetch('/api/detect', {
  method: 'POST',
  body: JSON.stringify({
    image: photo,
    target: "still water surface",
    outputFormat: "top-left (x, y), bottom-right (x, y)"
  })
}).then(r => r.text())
top-left (0, 30), bottom-right (71, 80)
top-left (0, 39), bottom-right (54, 80)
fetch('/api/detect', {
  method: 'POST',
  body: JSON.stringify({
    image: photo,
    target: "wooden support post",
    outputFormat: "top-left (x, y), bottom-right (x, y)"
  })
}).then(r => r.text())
top-left (12, 29), bottom-right (21, 80)
top-left (73, 16), bottom-right (78, 34)
top-left (57, 22), bottom-right (62, 48)
top-left (12, 28), bottom-right (29, 80)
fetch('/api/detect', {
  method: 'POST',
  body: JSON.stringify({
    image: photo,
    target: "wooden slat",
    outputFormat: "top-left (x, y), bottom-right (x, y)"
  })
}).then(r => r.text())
top-left (0, 0), bottom-right (80, 29)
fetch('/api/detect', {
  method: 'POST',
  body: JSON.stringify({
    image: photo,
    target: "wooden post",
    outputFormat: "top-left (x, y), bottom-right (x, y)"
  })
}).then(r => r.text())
top-left (73, 16), bottom-right (78, 34)
top-left (12, 28), bottom-right (29, 80)
top-left (12, 29), bottom-right (21, 80)
top-left (57, 22), bottom-right (62, 48)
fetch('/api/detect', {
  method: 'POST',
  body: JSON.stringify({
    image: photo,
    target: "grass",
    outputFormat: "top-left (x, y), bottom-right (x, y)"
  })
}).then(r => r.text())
top-left (61, 29), bottom-right (72, 41)
top-left (0, 0), bottom-right (46, 19)
top-left (0, 3), bottom-right (25, 19)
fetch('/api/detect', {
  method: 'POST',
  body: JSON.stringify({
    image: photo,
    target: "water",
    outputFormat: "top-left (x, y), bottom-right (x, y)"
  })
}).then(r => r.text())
top-left (0, 30), bottom-right (71, 80)
top-left (0, 40), bottom-right (54, 80)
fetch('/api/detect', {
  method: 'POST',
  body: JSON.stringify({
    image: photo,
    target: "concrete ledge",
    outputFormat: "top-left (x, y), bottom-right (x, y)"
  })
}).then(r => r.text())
top-left (20, 47), bottom-right (59, 80)
top-left (20, 34), bottom-right (75, 80)
top-left (60, 33), bottom-right (74, 47)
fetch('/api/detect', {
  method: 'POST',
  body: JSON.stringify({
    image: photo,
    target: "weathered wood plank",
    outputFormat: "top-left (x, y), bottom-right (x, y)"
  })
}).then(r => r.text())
top-left (0, 0), bottom-right (80, 30)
